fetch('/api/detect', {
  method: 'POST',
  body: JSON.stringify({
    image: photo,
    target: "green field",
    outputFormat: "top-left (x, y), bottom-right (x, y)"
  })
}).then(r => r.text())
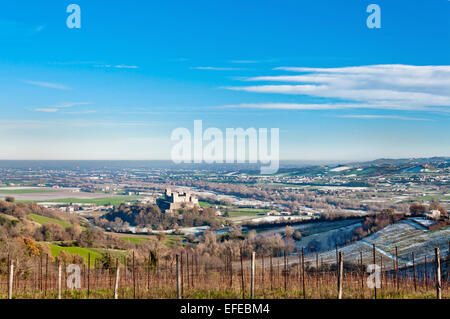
top-left (0, 189), bottom-right (55, 194)
top-left (227, 208), bottom-right (270, 217)
top-left (48, 244), bottom-right (127, 267)
top-left (411, 195), bottom-right (450, 202)
top-left (199, 201), bottom-right (212, 208)
top-left (20, 196), bottom-right (142, 206)
top-left (120, 236), bottom-right (149, 244)
top-left (29, 213), bottom-right (73, 228)
top-left (164, 234), bottom-right (184, 246)
top-left (48, 244), bottom-right (101, 266)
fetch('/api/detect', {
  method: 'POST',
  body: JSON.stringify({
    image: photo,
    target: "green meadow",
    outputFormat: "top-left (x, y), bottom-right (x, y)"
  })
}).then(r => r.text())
top-left (29, 213), bottom-right (73, 228)
top-left (120, 236), bottom-right (149, 244)
top-left (47, 244), bottom-right (127, 267)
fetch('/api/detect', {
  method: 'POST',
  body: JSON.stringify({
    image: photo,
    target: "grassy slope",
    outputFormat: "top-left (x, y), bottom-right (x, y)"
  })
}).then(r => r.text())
top-left (48, 244), bottom-right (101, 267)
top-left (29, 213), bottom-right (73, 228)
top-left (120, 236), bottom-right (149, 244)
top-left (47, 244), bottom-right (127, 267)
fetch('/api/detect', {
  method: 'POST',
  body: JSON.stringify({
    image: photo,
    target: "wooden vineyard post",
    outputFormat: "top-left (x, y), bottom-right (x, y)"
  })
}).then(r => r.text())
top-left (251, 252), bottom-right (255, 299)
top-left (337, 252), bottom-right (343, 299)
top-left (283, 250), bottom-right (287, 292)
top-left (94, 259), bottom-right (98, 291)
top-left (186, 253), bottom-right (189, 290)
top-left (191, 254), bottom-right (194, 288)
top-left (229, 249), bottom-right (233, 289)
top-left (180, 253), bottom-right (184, 299)
top-left (147, 251), bottom-right (151, 291)
top-left (424, 256), bottom-right (428, 288)
top-left (412, 252), bottom-right (417, 292)
top-left (435, 248), bottom-right (441, 299)
top-left (83, 264), bottom-right (86, 291)
top-left (447, 241), bottom-right (450, 290)
top-left (301, 247), bottom-right (306, 299)
top-left (297, 249), bottom-right (301, 288)
top-left (277, 257), bottom-right (280, 290)
top-left (359, 251), bottom-right (364, 298)
top-left (395, 246), bottom-right (399, 291)
top-left (8, 261), bottom-right (14, 300)
top-left (195, 254), bottom-right (199, 285)
top-left (114, 258), bottom-right (120, 300)
top-left (132, 252), bottom-right (136, 299)
top-left (240, 248), bottom-right (245, 299)
top-left (108, 263), bottom-right (112, 289)
top-left (124, 257), bottom-right (127, 287)
top-left (316, 253), bottom-right (319, 290)
top-left (58, 263), bottom-right (62, 300)
top-left (261, 253), bottom-right (265, 289)
top-left (45, 254), bottom-right (48, 296)
top-left (335, 245), bottom-right (338, 268)
top-left (87, 253), bottom-right (91, 298)
top-left (380, 255), bottom-right (384, 291)
top-left (270, 254), bottom-right (273, 291)
top-left (372, 244), bottom-right (377, 299)
top-left (176, 255), bottom-right (181, 299)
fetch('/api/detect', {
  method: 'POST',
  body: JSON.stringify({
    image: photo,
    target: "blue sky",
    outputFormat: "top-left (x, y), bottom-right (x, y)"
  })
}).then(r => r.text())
top-left (0, 0), bottom-right (449, 161)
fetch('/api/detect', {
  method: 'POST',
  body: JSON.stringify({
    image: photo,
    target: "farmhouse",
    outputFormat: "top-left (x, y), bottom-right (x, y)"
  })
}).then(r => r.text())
top-left (423, 209), bottom-right (441, 220)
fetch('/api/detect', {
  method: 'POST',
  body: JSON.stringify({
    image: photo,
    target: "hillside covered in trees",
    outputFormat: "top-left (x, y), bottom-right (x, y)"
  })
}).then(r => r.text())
top-left (99, 203), bottom-right (221, 231)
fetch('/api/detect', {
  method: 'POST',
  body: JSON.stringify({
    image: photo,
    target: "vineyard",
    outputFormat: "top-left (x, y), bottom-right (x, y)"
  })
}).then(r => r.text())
top-left (1, 244), bottom-right (448, 299)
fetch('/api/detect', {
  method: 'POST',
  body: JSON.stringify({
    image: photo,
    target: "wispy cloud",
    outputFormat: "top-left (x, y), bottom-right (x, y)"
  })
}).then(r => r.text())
top-left (221, 103), bottom-right (437, 111)
top-left (338, 115), bottom-right (433, 121)
top-left (35, 108), bottom-right (59, 113)
top-left (226, 64), bottom-right (450, 111)
top-left (191, 66), bottom-right (243, 71)
top-left (52, 102), bottom-right (91, 108)
top-left (28, 25), bottom-right (46, 35)
top-left (64, 110), bottom-right (97, 115)
top-left (0, 120), bottom-right (159, 130)
top-left (34, 102), bottom-right (91, 113)
top-left (95, 64), bottom-right (139, 69)
top-left (23, 80), bottom-right (71, 90)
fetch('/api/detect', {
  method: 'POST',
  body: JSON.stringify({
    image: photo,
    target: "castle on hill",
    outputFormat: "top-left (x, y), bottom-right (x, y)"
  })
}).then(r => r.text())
top-left (156, 188), bottom-right (199, 213)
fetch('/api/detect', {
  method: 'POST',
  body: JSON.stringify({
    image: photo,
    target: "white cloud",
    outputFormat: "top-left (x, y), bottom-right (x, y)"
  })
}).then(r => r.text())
top-left (34, 102), bottom-right (91, 113)
top-left (64, 110), bottom-right (97, 115)
top-left (191, 66), bottom-right (243, 71)
top-left (23, 80), bottom-right (70, 90)
top-left (95, 65), bottom-right (139, 69)
top-left (222, 102), bottom-right (436, 111)
top-left (0, 120), bottom-right (158, 130)
top-left (35, 108), bottom-right (59, 113)
top-left (52, 102), bottom-right (91, 108)
top-left (226, 64), bottom-right (450, 111)
top-left (114, 65), bottom-right (139, 69)
top-left (338, 115), bottom-right (433, 121)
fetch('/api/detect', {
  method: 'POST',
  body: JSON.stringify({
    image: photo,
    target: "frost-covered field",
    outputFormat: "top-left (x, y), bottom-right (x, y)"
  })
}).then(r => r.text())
top-left (295, 221), bottom-right (449, 270)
